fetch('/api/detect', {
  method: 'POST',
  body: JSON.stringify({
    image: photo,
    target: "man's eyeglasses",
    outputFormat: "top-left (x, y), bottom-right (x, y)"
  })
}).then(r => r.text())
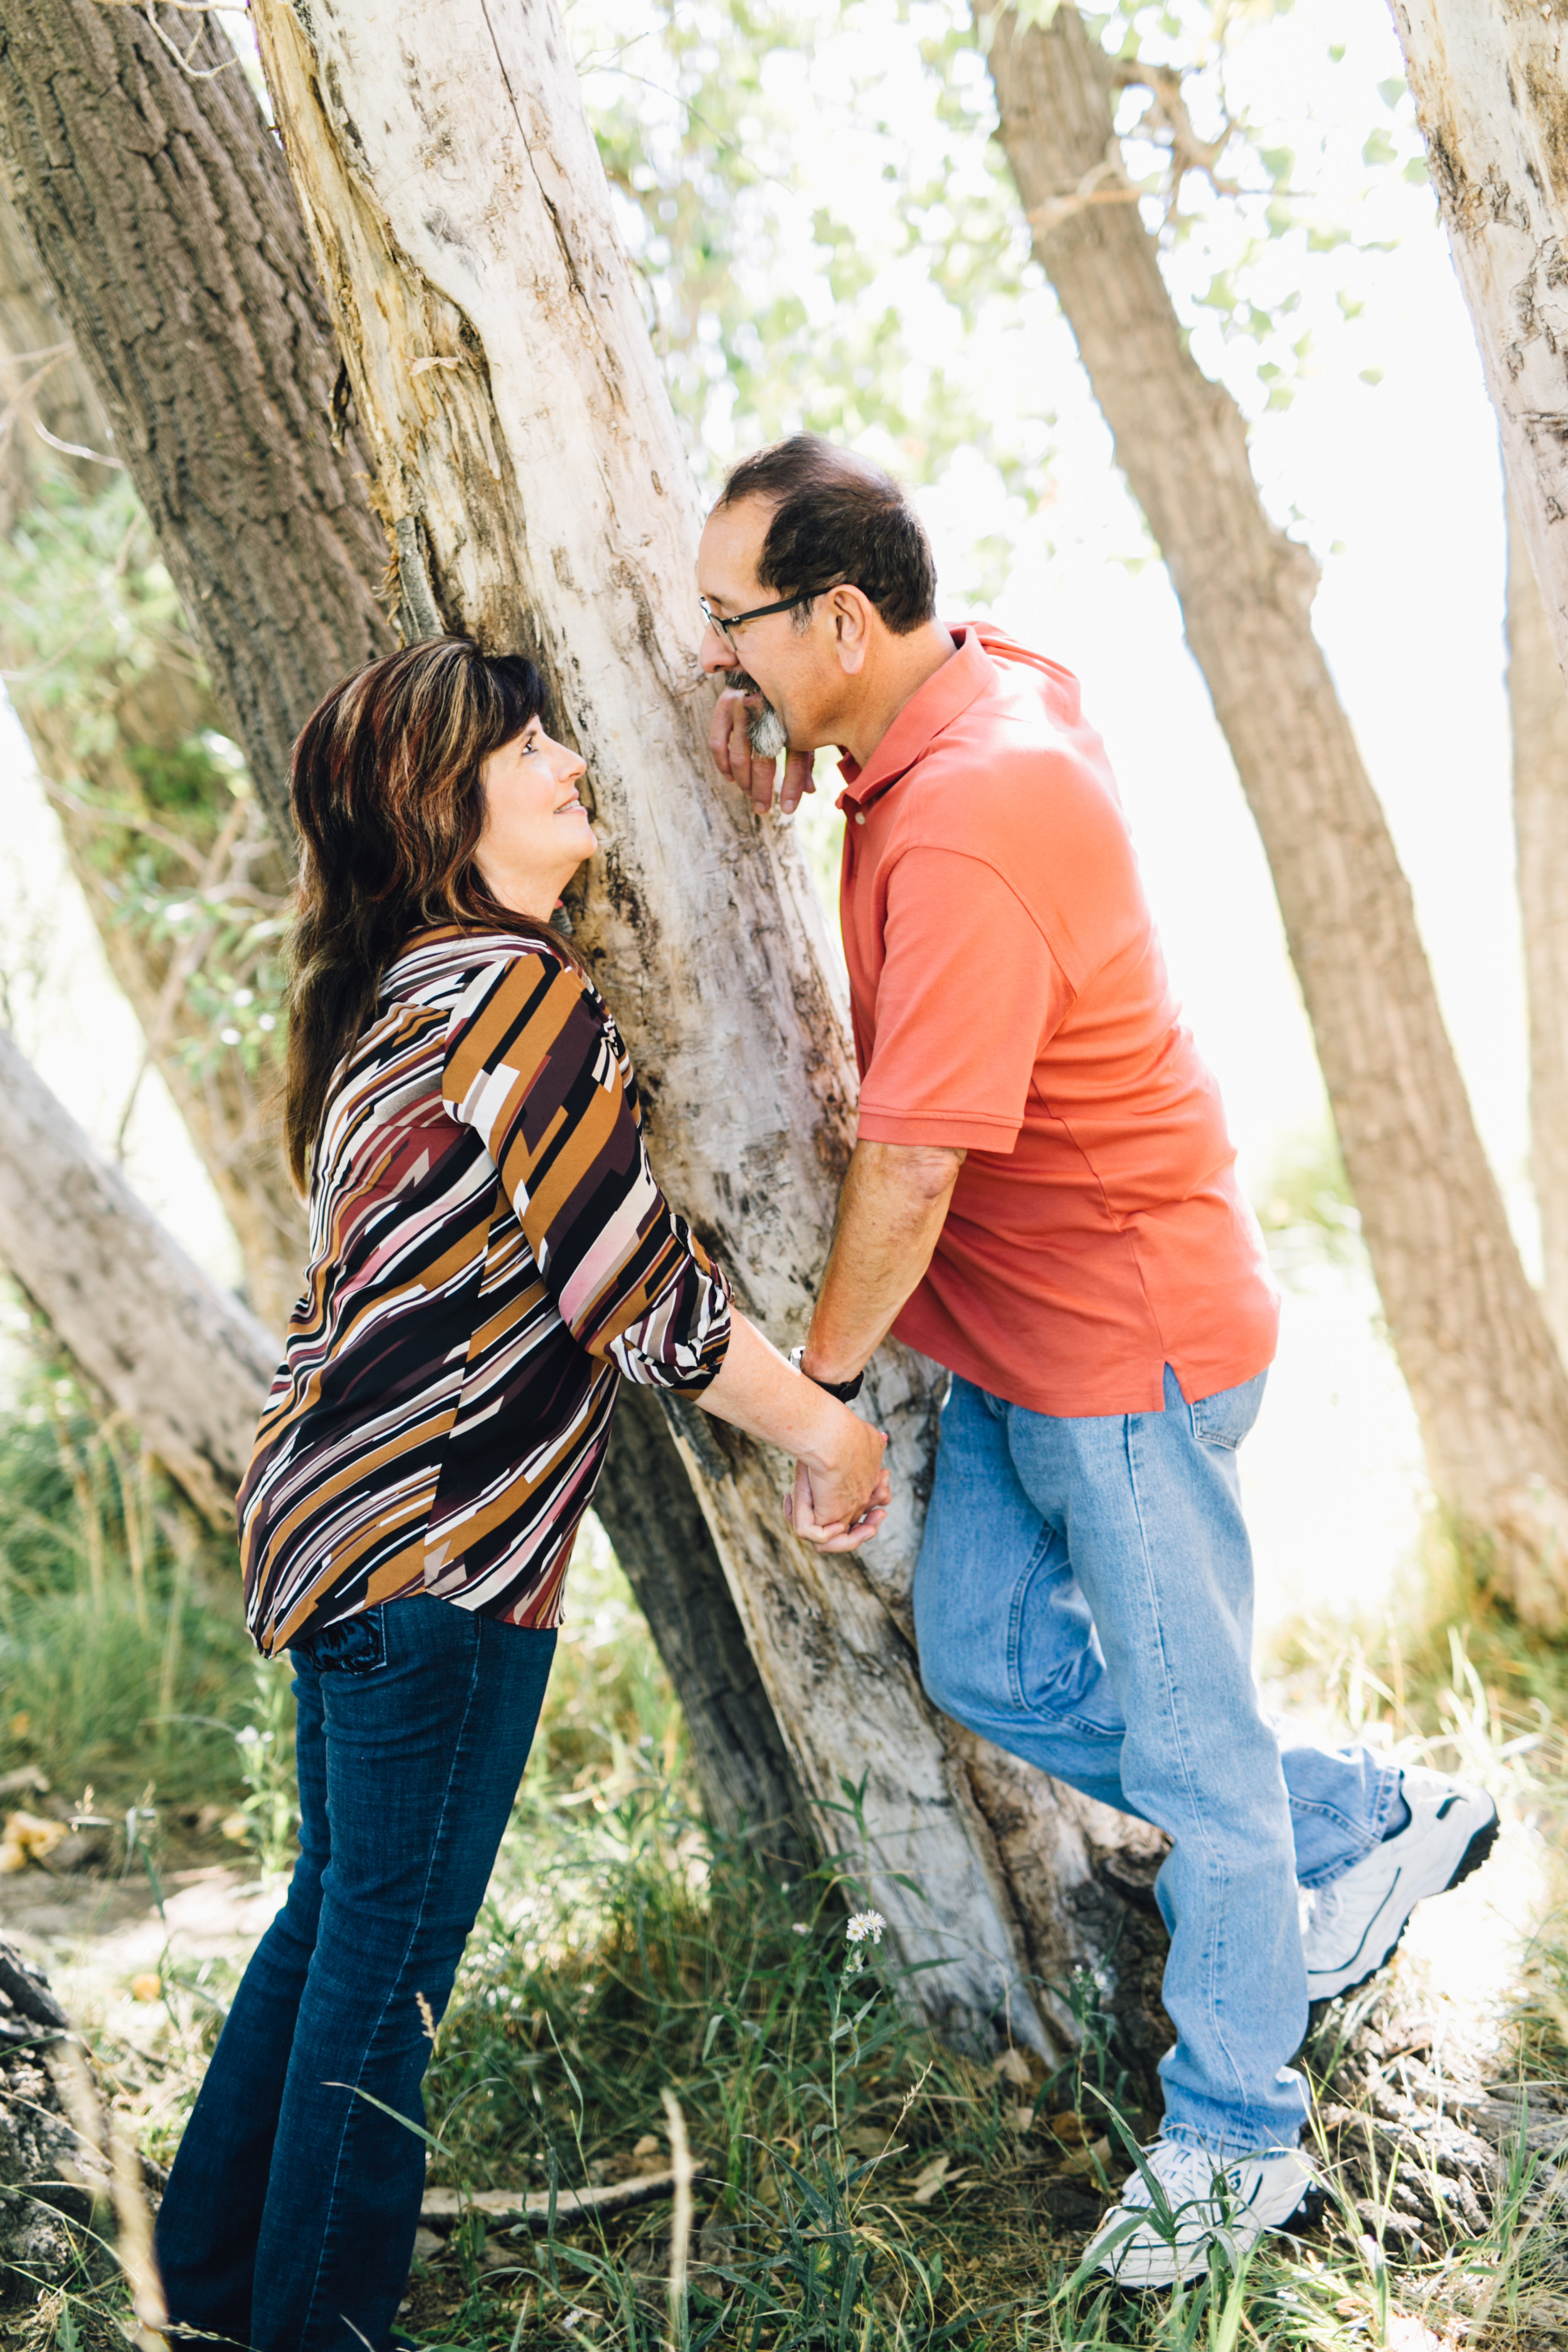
top-left (699, 588), bottom-right (824, 652)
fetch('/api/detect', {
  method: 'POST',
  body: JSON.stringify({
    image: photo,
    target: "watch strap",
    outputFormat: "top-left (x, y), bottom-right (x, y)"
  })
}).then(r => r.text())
top-left (788, 1345), bottom-right (864, 1404)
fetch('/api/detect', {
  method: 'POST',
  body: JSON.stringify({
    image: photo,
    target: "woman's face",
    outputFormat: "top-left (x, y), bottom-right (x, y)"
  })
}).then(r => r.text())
top-left (475, 717), bottom-right (596, 919)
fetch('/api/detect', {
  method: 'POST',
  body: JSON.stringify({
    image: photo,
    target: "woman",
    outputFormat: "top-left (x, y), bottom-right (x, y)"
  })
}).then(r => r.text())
top-left (153, 638), bottom-right (889, 2351)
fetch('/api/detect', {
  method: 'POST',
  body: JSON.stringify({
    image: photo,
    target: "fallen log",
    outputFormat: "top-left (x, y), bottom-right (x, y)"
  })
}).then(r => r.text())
top-left (420, 2169), bottom-right (692, 2230)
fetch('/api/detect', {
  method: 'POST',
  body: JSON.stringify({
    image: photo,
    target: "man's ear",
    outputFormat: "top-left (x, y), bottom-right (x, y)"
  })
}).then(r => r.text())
top-left (830, 586), bottom-right (874, 676)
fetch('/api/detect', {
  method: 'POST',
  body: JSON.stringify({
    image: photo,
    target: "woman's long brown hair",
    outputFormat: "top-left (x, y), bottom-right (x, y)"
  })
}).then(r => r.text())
top-left (283, 637), bottom-right (576, 1189)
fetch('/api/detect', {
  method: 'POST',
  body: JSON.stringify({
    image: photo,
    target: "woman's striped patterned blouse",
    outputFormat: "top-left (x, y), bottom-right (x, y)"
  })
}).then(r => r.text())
top-left (239, 927), bottom-right (732, 1655)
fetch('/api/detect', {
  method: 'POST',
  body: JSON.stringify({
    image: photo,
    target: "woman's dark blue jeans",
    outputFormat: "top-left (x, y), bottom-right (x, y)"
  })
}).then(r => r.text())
top-left (154, 1594), bottom-right (556, 2351)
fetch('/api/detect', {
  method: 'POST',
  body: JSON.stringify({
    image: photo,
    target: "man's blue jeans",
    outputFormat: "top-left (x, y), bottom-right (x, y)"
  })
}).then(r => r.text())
top-left (154, 1595), bottom-right (556, 2351)
top-left (913, 1365), bottom-right (1401, 2156)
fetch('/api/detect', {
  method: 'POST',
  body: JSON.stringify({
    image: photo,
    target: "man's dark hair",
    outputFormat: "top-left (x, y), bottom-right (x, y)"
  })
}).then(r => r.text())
top-left (717, 435), bottom-right (936, 635)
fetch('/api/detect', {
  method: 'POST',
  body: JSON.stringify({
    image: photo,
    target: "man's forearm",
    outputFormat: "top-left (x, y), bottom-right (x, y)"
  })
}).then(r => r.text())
top-left (802, 1141), bottom-right (964, 1384)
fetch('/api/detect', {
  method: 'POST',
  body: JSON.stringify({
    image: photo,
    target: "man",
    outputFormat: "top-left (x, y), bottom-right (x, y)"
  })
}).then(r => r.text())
top-left (697, 435), bottom-right (1498, 2287)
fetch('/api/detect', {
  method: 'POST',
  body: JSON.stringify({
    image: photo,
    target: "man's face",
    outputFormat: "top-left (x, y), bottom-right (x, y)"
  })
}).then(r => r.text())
top-left (697, 497), bottom-right (836, 758)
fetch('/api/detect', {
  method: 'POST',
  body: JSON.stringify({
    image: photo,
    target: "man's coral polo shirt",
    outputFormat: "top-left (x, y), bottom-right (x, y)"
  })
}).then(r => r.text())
top-left (837, 622), bottom-right (1278, 1417)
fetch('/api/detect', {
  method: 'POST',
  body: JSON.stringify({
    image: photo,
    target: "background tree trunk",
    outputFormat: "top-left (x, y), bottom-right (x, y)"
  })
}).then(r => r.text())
top-left (982, 0), bottom-right (1568, 1629)
top-left (1509, 493), bottom-right (1568, 1363)
top-left (1390, 0), bottom-right (1568, 687)
top-left (0, 0), bottom-right (392, 839)
top-left (0, 34), bottom-right (810, 1857)
top-left (0, 189), bottom-right (309, 1329)
top-left (250, 0), bottom-right (1157, 2050)
top-left (595, 1387), bottom-right (810, 1870)
top-left (0, 1024), bottom-right (276, 1521)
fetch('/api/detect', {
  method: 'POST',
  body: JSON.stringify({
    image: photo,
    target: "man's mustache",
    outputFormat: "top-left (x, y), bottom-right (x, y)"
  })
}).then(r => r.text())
top-left (731, 667), bottom-right (788, 763)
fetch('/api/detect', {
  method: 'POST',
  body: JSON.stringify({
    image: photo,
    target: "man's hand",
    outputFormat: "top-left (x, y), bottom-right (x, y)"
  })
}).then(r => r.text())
top-left (786, 1439), bottom-right (892, 1553)
top-left (710, 685), bottom-right (815, 817)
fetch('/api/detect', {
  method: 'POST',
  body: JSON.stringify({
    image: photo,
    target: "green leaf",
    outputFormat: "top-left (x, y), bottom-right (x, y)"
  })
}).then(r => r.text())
top-left (1378, 76), bottom-right (1408, 108)
top-left (1362, 128), bottom-right (1397, 167)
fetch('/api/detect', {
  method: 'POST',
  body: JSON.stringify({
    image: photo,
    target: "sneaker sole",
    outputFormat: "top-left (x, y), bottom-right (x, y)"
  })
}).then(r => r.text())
top-left (1305, 1804), bottom-right (1500, 2005)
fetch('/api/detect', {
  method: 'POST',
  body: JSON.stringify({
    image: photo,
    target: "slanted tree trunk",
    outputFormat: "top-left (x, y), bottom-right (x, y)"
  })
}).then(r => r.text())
top-left (0, 191), bottom-right (309, 1331)
top-left (0, 14), bottom-right (813, 1855)
top-left (1390, 1), bottom-right (1568, 686)
top-left (982, 0), bottom-right (1568, 1628)
top-left (250, 0), bottom-right (1155, 2049)
top-left (0, 0), bottom-right (391, 840)
top-left (1509, 494), bottom-right (1568, 1361)
top-left (0, 1025), bottom-right (277, 1521)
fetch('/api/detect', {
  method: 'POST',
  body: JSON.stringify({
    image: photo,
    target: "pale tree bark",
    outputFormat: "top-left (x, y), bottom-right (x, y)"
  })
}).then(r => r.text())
top-left (0, 0), bottom-right (392, 840)
top-left (1509, 494), bottom-right (1568, 1362)
top-left (249, 0), bottom-right (1160, 2048)
top-left (0, 189), bottom-right (309, 1330)
top-left (982, 0), bottom-right (1568, 1628)
top-left (1390, 1), bottom-right (1568, 687)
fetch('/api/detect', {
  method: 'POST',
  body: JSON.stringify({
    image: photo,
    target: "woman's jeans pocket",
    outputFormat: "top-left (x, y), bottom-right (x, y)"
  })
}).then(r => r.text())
top-left (292, 1604), bottom-right (387, 1676)
top-left (1188, 1369), bottom-right (1267, 1452)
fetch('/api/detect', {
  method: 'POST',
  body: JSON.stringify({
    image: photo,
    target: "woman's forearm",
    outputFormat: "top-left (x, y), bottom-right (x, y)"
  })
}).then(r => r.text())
top-left (697, 1310), bottom-right (890, 1545)
top-left (698, 1310), bottom-right (845, 1465)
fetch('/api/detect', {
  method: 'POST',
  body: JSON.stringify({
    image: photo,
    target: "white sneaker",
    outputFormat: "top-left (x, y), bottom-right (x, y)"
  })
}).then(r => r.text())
top-left (1084, 2137), bottom-right (1315, 2287)
top-left (1301, 1766), bottom-right (1498, 2002)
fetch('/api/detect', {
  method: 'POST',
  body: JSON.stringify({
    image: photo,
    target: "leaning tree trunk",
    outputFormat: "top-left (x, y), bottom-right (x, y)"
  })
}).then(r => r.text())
top-left (0, 9), bottom-right (813, 1860)
top-left (1390, 0), bottom-right (1568, 687)
top-left (982, 0), bottom-right (1568, 1628)
top-left (1509, 494), bottom-right (1568, 1363)
top-left (0, 0), bottom-right (391, 840)
top-left (0, 1025), bottom-right (277, 1522)
top-left (0, 189), bottom-right (309, 1330)
top-left (250, 0), bottom-right (1156, 2050)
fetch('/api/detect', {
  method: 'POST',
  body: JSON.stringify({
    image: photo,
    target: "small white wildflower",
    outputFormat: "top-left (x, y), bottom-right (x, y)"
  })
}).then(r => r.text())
top-left (233, 988), bottom-right (255, 1009)
top-left (257, 1013), bottom-right (277, 1033)
top-left (845, 1909), bottom-right (886, 1946)
top-left (220, 1025), bottom-right (241, 1045)
top-left (236, 1725), bottom-right (262, 1748)
top-left (792, 1922), bottom-right (809, 1936)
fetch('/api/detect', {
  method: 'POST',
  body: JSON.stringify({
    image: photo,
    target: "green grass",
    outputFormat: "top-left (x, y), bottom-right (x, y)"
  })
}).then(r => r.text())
top-left (7, 1344), bottom-right (1568, 2348)
top-left (0, 1348), bottom-right (256, 1821)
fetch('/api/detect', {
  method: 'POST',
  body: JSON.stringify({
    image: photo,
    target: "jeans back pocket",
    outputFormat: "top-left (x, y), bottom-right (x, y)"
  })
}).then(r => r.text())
top-left (296, 1604), bottom-right (388, 1675)
top-left (1189, 1370), bottom-right (1267, 1451)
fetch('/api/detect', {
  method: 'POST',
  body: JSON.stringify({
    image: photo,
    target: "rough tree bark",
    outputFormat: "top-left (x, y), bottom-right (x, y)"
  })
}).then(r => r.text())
top-left (0, 1025), bottom-right (277, 1522)
top-left (0, 0), bottom-right (391, 840)
top-left (1390, 0), bottom-right (1568, 687)
top-left (982, 0), bottom-right (1568, 1627)
top-left (1509, 494), bottom-right (1568, 1361)
top-left (0, 190), bottom-right (309, 1330)
top-left (250, 0), bottom-right (1157, 2048)
top-left (0, 16), bottom-right (812, 1854)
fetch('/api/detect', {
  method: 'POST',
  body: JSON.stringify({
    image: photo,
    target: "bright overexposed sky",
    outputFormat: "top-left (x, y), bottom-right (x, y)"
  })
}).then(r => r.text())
top-left (0, 0), bottom-right (1530, 1626)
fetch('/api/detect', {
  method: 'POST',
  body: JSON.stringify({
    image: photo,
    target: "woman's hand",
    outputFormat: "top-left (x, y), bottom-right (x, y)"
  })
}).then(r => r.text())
top-left (787, 1409), bottom-right (891, 1552)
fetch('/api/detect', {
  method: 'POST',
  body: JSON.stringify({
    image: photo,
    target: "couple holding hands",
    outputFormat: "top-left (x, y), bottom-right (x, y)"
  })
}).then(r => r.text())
top-left (155, 437), bottom-right (1497, 2346)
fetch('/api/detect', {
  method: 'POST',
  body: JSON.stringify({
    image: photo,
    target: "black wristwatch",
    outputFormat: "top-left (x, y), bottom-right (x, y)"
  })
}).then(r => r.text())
top-left (788, 1345), bottom-right (864, 1404)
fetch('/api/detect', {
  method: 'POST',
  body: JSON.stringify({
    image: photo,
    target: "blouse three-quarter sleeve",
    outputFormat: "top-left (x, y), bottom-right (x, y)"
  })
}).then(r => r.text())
top-left (441, 950), bottom-right (731, 1392)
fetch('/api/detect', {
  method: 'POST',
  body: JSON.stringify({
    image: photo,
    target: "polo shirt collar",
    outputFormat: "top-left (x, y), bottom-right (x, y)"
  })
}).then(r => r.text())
top-left (835, 623), bottom-right (994, 812)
